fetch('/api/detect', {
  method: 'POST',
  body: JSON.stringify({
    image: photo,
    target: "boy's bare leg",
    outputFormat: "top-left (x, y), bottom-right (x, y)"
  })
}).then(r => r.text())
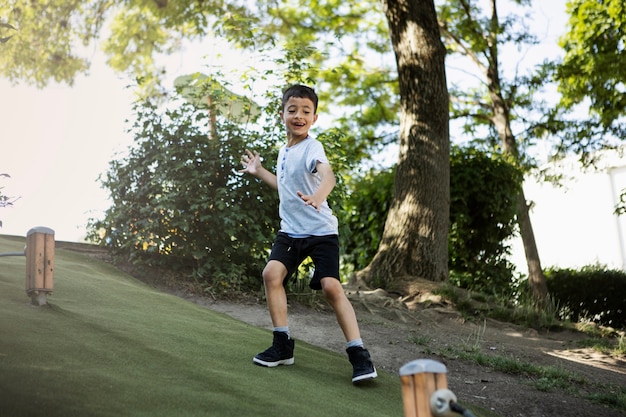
top-left (263, 260), bottom-right (289, 328)
top-left (320, 277), bottom-right (361, 342)
top-left (321, 277), bottom-right (377, 383)
top-left (254, 260), bottom-right (294, 368)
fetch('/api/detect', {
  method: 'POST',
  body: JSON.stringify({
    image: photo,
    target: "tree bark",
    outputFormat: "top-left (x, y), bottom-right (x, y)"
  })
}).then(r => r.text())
top-left (492, 89), bottom-right (548, 304)
top-left (357, 0), bottom-right (450, 293)
top-left (485, 19), bottom-right (549, 304)
top-left (515, 189), bottom-right (549, 303)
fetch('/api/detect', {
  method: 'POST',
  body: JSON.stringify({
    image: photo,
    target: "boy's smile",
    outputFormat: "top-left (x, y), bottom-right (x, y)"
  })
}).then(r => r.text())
top-left (281, 96), bottom-right (318, 145)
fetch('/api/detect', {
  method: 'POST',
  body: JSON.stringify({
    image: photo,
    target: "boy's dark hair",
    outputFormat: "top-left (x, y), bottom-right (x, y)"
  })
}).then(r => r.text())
top-left (282, 84), bottom-right (318, 113)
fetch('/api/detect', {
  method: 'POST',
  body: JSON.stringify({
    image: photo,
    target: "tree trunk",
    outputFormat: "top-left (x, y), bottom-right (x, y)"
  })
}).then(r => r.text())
top-left (488, 55), bottom-right (549, 305)
top-left (356, 0), bottom-right (450, 293)
top-left (515, 189), bottom-right (549, 302)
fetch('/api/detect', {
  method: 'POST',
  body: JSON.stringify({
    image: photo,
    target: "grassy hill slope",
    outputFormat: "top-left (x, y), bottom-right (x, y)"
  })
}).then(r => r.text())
top-left (0, 235), bottom-right (403, 417)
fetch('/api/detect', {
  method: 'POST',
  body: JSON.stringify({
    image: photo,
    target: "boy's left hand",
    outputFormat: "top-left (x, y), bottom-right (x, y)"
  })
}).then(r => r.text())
top-left (297, 191), bottom-right (322, 211)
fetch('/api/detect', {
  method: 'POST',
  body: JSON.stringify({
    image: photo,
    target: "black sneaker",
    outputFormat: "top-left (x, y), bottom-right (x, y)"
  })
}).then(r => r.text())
top-left (347, 346), bottom-right (377, 383)
top-left (253, 331), bottom-right (295, 367)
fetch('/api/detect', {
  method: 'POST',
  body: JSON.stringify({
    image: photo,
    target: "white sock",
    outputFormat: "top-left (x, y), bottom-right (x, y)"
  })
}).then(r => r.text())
top-left (346, 338), bottom-right (363, 348)
top-left (274, 326), bottom-right (290, 337)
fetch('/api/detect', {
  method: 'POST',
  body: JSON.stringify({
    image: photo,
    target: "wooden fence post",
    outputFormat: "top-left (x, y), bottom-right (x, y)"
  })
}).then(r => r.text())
top-left (399, 359), bottom-right (449, 417)
top-left (25, 227), bottom-right (55, 306)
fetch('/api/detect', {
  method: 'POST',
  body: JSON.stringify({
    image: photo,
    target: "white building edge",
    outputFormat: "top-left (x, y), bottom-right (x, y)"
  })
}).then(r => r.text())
top-left (511, 147), bottom-right (626, 274)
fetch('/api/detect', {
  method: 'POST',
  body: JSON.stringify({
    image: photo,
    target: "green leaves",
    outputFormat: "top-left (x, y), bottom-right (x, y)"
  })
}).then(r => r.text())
top-left (88, 92), bottom-right (281, 291)
top-left (0, 0), bottom-right (257, 92)
top-left (340, 146), bottom-right (523, 294)
top-left (0, 0), bottom-right (103, 86)
top-left (546, 265), bottom-right (626, 328)
top-left (339, 167), bottom-right (394, 271)
top-left (448, 146), bottom-right (523, 294)
top-left (557, 0), bottom-right (626, 127)
top-left (0, 22), bottom-right (16, 43)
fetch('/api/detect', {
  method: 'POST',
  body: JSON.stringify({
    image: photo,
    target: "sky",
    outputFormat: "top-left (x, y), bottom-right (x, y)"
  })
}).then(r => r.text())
top-left (0, 36), bottom-right (260, 242)
top-left (6, 1), bottom-right (621, 272)
top-left (1, 52), bottom-right (133, 242)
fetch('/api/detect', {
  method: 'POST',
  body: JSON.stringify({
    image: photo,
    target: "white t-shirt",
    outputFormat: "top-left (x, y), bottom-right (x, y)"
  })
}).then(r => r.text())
top-left (276, 136), bottom-right (339, 236)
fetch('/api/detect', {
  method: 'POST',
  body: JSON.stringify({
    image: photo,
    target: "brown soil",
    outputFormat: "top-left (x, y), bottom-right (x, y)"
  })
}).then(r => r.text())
top-left (63, 243), bottom-right (626, 417)
top-left (192, 288), bottom-right (626, 417)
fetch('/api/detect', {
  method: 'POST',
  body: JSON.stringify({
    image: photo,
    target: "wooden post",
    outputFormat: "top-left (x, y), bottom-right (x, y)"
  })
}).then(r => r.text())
top-left (25, 227), bottom-right (55, 306)
top-left (399, 359), bottom-right (449, 417)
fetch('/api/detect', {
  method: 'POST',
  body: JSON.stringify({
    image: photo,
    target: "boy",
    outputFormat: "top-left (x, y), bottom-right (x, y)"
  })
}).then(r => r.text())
top-left (239, 84), bottom-right (377, 383)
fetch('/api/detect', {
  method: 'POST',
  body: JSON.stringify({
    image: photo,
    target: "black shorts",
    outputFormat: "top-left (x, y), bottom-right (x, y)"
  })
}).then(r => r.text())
top-left (268, 232), bottom-right (340, 290)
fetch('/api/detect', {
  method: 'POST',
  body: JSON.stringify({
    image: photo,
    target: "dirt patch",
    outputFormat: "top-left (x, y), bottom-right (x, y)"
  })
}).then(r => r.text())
top-left (66, 244), bottom-right (625, 417)
top-left (177, 286), bottom-right (625, 417)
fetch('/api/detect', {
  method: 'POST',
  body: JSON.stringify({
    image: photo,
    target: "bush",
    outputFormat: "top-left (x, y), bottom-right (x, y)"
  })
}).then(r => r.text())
top-left (448, 146), bottom-right (522, 294)
top-left (340, 167), bottom-right (394, 271)
top-left (89, 87), bottom-right (354, 295)
top-left (341, 146), bottom-right (522, 295)
top-left (546, 265), bottom-right (626, 329)
top-left (88, 98), bottom-right (282, 293)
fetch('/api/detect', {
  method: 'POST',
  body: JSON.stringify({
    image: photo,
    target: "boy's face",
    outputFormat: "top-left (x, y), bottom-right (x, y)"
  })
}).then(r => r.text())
top-left (280, 96), bottom-right (318, 140)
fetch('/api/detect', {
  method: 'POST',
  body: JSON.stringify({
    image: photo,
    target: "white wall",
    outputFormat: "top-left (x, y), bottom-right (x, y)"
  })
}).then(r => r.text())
top-left (511, 150), bottom-right (626, 274)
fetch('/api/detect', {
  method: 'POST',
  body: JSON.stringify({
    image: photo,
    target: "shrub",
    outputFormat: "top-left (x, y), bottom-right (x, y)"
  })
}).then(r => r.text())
top-left (448, 146), bottom-right (522, 294)
top-left (89, 86), bottom-right (354, 295)
top-left (340, 167), bottom-right (394, 271)
top-left (88, 98), bottom-right (282, 293)
top-left (545, 265), bottom-right (626, 329)
top-left (341, 146), bottom-right (522, 294)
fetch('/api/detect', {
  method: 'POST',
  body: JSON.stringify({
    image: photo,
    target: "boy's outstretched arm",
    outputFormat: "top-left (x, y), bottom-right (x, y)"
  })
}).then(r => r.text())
top-left (297, 161), bottom-right (336, 211)
top-left (240, 149), bottom-right (278, 190)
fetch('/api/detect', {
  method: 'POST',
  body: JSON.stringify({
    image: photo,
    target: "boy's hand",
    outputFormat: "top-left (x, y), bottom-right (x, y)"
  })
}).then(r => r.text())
top-left (297, 191), bottom-right (323, 211)
top-left (239, 149), bottom-right (262, 175)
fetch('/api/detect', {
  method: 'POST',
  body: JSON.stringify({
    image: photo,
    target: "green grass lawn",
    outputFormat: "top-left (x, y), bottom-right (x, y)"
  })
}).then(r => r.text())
top-left (0, 235), bottom-right (404, 417)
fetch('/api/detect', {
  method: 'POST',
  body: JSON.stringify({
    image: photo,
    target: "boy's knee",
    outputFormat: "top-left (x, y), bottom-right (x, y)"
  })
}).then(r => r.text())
top-left (321, 278), bottom-right (343, 299)
top-left (262, 270), bottom-right (279, 286)
top-left (262, 262), bottom-right (287, 287)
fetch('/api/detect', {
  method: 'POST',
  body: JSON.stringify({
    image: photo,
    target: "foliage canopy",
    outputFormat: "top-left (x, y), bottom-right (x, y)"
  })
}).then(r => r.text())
top-left (6, 0), bottom-right (625, 293)
top-left (341, 146), bottom-right (522, 295)
top-left (557, 0), bottom-right (626, 128)
top-left (88, 96), bottom-right (282, 292)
